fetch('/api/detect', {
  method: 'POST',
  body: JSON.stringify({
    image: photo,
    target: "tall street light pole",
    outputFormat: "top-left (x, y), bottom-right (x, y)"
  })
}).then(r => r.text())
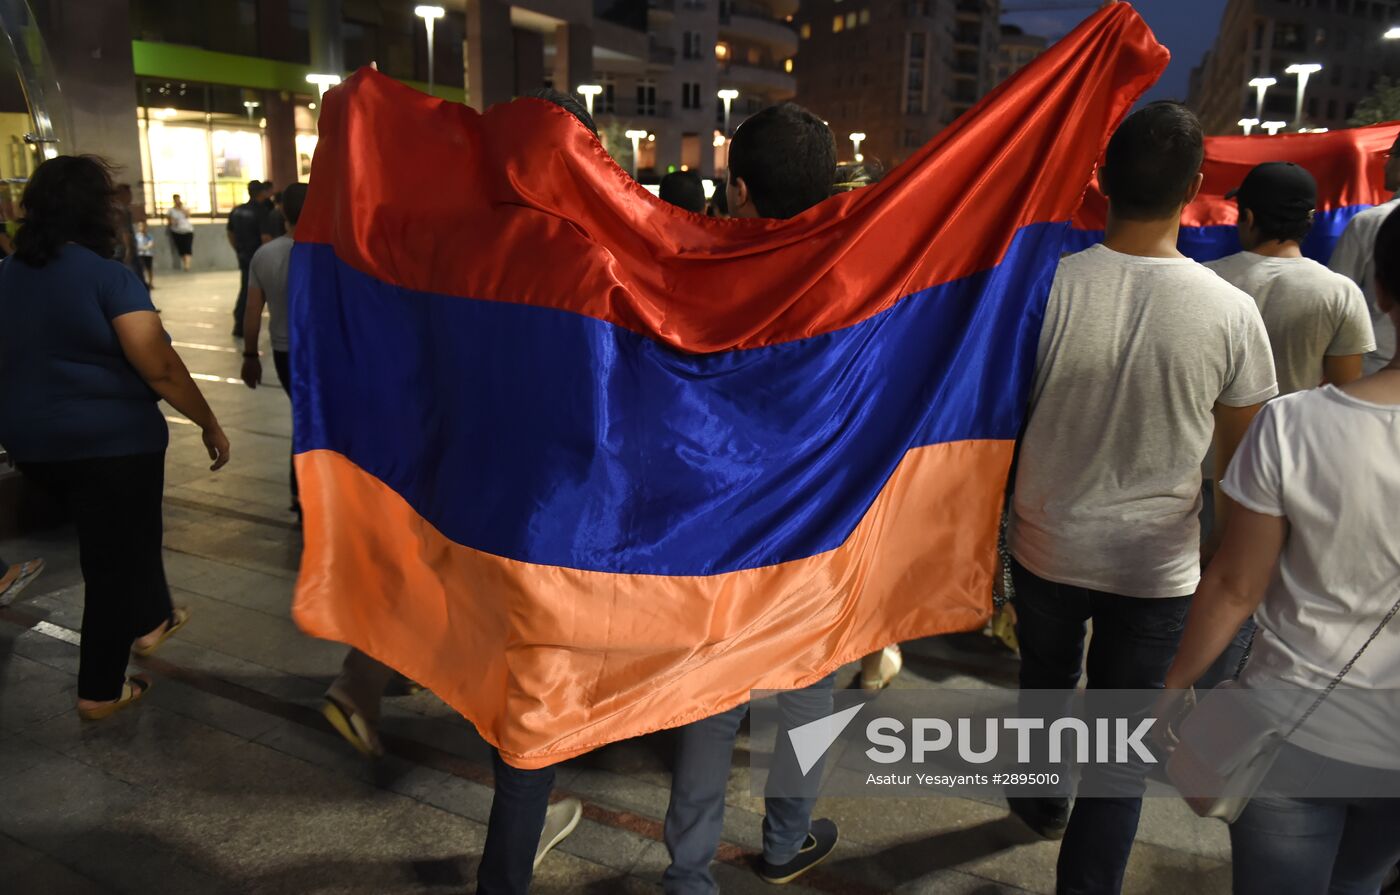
top-left (625, 129), bottom-right (648, 178)
top-left (1285, 63), bottom-right (1322, 130)
top-left (306, 73), bottom-right (342, 101)
top-left (1248, 76), bottom-right (1276, 119)
top-left (1238, 118), bottom-right (1259, 136)
top-left (577, 84), bottom-right (602, 117)
top-left (717, 89), bottom-right (739, 136)
top-left (849, 132), bottom-right (865, 162)
top-left (414, 6), bottom-right (445, 96)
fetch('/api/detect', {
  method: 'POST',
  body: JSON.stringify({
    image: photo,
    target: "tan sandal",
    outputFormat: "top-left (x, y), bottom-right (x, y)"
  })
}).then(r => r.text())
top-left (0, 557), bottom-right (45, 608)
top-left (321, 693), bottom-right (385, 758)
top-left (860, 645), bottom-right (904, 691)
top-left (132, 607), bottom-right (190, 657)
top-left (78, 675), bottom-right (151, 721)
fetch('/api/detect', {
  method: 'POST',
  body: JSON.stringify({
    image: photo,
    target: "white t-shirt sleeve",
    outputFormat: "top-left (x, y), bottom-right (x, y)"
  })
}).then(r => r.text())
top-left (1219, 301), bottom-right (1279, 407)
top-left (1220, 402), bottom-right (1286, 517)
top-left (1328, 220), bottom-right (1365, 283)
top-left (1326, 280), bottom-right (1378, 356)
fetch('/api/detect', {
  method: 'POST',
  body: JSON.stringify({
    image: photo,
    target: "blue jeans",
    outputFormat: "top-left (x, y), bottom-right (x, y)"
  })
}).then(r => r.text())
top-left (1230, 746), bottom-right (1400, 895)
top-left (476, 750), bottom-right (555, 895)
top-left (662, 673), bottom-right (837, 894)
top-left (1010, 560), bottom-right (1190, 895)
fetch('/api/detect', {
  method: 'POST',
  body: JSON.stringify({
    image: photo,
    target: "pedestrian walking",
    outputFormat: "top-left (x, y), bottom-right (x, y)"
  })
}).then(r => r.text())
top-left (136, 221), bottom-right (155, 289)
top-left (241, 182), bottom-right (306, 515)
top-left (166, 193), bottom-right (194, 271)
top-left (1004, 103), bottom-right (1278, 893)
top-left (0, 155), bottom-right (230, 720)
top-left (1330, 132), bottom-right (1400, 375)
top-left (662, 102), bottom-right (842, 894)
top-left (1162, 205), bottom-right (1400, 895)
top-left (1197, 161), bottom-right (1376, 688)
top-left (226, 179), bottom-right (271, 337)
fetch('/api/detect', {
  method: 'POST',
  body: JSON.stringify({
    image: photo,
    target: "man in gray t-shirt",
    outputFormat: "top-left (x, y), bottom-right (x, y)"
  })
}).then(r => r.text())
top-left (1003, 103), bottom-right (1278, 893)
top-left (1208, 162), bottom-right (1375, 396)
top-left (241, 182), bottom-right (307, 510)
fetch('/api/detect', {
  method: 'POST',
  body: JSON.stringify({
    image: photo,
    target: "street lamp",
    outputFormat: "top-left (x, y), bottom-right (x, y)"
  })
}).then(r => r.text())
top-left (414, 6), bottom-right (445, 96)
top-left (243, 100), bottom-right (260, 123)
top-left (1248, 76), bottom-right (1276, 118)
top-left (1262, 120), bottom-right (1287, 136)
top-left (849, 131), bottom-right (866, 162)
top-left (1385, 26), bottom-right (1400, 39)
top-left (577, 84), bottom-right (602, 117)
top-left (1238, 117), bottom-right (1260, 136)
top-left (717, 88), bottom-right (739, 136)
top-left (306, 73), bottom-right (342, 99)
top-left (625, 129), bottom-right (648, 177)
top-left (1285, 63), bottom-right (1323, 130)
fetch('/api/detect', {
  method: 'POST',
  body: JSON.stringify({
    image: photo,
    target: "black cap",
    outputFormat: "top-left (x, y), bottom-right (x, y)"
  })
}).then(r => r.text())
top-left (1225, 162), bottom-right (1317, 222)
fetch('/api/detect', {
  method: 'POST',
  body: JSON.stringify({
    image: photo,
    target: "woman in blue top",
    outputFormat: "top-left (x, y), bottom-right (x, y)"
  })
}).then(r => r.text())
top-left (0, 155), bottom-right (230, 720)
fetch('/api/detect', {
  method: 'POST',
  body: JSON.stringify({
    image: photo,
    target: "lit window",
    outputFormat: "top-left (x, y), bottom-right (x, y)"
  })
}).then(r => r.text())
top-left (859, 9), bottom-right (870, 24)
top-left (784, 58), bottom-right (794, 73)
top-left (833, 15), bottom-right (843, 32)
top-left (846, 12), bottom-right (857, 28)
top-left (800, 23), bottom-right (811, 39)
top-left (715, 42), bottom-right (730, 60)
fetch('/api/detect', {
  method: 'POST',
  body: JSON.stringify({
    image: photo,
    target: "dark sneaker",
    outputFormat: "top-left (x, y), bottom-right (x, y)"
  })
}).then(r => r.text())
top-left (1007, 796), bottom-right (1069, 840)
top-left (756, 817), bottom-right (838, 885)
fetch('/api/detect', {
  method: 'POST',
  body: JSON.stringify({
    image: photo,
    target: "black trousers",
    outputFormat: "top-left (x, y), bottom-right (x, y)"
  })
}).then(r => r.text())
top-left (273, 349), bottom-right (298, 505)
top-left (19, 452), bottom-right (172, 701)
top-left (233, 254), bottom-right (252, 331)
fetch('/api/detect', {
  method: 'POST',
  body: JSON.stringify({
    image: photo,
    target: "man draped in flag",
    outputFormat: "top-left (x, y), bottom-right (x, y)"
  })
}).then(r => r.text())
top-left (290, 4), bottom-right (1172, 891)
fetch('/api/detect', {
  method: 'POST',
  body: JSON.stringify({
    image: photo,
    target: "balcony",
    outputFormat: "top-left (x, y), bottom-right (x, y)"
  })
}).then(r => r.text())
top-left (719, 62), bottom-right (796, 97)
top-left (649, 40), bottom-right (677, 66)
top-left (718, 11), bottom-right (798, 56)
top-left (595, 98), bottom-right (675, 119)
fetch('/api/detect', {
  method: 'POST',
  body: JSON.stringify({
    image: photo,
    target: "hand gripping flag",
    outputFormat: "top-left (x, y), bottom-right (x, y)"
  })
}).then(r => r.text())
top-left (1070, 122), bottom-right (1400, 263)
top-left (290, 4), bottom-right (1167, 768)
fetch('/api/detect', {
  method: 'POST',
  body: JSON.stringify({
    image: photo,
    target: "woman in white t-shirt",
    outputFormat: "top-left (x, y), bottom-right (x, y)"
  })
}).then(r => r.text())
top-left (165, 194), bottom-right (194, 271)
top-left (1162, 207), bottom-right (1400, 895)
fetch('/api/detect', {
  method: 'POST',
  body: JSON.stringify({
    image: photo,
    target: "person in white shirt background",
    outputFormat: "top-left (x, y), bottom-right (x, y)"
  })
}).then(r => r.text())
top-left (1330, 132), bottom-right (1400, 374)
top-left (1163, 204), bottom-right (1400, 895)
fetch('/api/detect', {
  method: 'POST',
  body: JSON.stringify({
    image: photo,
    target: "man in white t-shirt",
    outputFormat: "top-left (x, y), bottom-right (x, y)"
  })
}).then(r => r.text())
top-left (1329, 132), bottom-right (1400, 374)
top-left (1209, 162), bottom-right (1375, 395)
top-left (1005, 102), bottom-right (1278, 893)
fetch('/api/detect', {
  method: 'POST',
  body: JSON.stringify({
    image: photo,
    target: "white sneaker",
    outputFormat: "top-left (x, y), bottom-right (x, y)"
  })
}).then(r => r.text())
top-left (533, 797), bottom-right (583, 870)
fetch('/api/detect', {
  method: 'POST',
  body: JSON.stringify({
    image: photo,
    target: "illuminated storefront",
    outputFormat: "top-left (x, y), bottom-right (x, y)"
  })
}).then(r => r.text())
top-left (137, 78), bottom-right (318, 217)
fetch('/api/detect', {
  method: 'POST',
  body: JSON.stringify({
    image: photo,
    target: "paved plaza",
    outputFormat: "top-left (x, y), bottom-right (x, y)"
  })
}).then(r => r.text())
top-left (0, 270), bottom-right (1234, 894)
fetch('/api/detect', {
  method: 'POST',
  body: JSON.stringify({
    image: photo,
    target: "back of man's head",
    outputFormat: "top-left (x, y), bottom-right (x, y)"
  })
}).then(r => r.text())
top-left (524, 87), bottom-right (598, 136)
top-left (1100, 102), bottom-right (1204, 221)
top-left (281, 182), bottom-right (309, 228)
top-left (658, 171), bottom-right (706, 213)
top-left (728, 103), bottom-right (836, 219)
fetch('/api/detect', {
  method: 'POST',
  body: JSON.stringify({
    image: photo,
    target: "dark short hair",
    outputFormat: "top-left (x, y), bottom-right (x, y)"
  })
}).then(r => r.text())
top-left (658, 170), bottom-right (706, 213)
top-left (281, 182), bottom-right (309, 227)
top-left (1100, 101), bottom-right (1204, 221)
top-left (524, 87), bottom-right (598, 136)
top-left (247, 179), bottom-right (263, 197)
top-left (14, 155), bottom-right (118, 267)
top-left (1242, 205), bottom-right (1313, 244)
top-left (728, 102), bottom-right (836, 219)
top-left (1376, 206), bottom-right (1400, 301)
